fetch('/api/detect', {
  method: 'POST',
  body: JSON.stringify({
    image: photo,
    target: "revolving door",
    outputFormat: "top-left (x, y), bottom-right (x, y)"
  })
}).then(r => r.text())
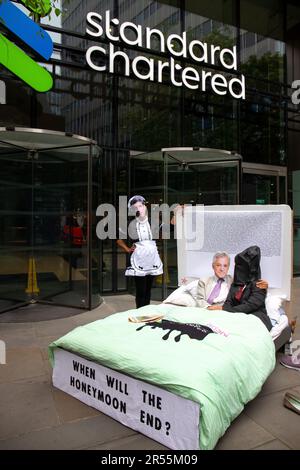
top-left (0, 128), bottom-right (102, 314)
top-left (130, 147), bottom-right (241, 299)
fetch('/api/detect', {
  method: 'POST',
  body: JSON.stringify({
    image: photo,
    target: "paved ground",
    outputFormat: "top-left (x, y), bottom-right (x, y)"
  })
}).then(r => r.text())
top-left (0, 281), bottom-right (300, 451)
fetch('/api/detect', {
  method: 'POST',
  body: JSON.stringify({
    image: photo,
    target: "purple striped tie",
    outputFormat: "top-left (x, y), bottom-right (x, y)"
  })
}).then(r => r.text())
top-left (207, 278), bottom-right (223, 304)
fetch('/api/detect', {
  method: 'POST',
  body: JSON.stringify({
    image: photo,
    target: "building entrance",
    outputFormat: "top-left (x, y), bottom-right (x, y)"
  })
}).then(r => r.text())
top-left (0, 128), bottom-right (102, 315)
top-left (130, 147), bottom-right (242, 299)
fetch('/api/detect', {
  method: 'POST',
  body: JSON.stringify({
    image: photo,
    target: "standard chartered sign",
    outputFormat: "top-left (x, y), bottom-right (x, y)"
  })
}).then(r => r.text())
top-left (86, 10), bottom-right (245, 100)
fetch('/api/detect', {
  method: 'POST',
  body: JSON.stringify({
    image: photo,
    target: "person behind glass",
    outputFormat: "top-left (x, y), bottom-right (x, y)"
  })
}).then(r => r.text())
top-left (117, 195), bottom-right (163, 309)
top-left (218, 245), bottom-right (272, 331)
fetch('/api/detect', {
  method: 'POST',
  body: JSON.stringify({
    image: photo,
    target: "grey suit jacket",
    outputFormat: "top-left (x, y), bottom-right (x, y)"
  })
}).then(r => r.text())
top-left (195, 275), bottom-right (233, 308)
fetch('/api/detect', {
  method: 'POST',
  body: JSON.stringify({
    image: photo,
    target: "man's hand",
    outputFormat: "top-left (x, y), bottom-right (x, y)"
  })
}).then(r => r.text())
top-left (207, 305), bottom-right (223, 310)
top-left (256, 279), bottom-right (268, 289)
top-left (128, 244), bottom-right (135, 253)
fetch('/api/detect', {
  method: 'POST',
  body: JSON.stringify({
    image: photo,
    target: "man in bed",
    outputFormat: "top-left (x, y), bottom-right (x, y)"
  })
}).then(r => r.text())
top-left (195, 251), bottom-right (268, 310)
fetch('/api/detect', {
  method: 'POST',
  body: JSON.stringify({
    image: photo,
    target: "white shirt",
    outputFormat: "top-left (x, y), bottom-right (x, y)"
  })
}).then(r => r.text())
top-left (208, 275), bottom-right (232, 304)
top-left (136, 217), bottom-right (152, 241)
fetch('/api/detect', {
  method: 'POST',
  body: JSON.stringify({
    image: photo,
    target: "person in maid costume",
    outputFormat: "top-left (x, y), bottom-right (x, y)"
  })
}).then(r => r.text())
top-left (117, 195), bottom-right (163, 308)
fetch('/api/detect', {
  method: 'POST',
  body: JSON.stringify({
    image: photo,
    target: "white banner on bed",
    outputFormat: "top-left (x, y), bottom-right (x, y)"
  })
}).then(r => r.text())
top-left (53, 349), bottom-right (200, 450)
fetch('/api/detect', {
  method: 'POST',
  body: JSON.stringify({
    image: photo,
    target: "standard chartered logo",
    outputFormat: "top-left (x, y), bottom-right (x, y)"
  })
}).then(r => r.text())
top-left (0, 0), bottom-right (53, 92)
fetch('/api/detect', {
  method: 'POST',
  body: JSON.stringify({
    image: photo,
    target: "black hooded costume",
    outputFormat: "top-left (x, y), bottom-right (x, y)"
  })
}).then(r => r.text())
top-left (222, 246), bottom-right (272, 331)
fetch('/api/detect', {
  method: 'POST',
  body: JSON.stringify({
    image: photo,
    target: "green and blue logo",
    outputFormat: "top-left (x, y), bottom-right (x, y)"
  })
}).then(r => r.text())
top-left (0, 0), bottom-right (53, 91)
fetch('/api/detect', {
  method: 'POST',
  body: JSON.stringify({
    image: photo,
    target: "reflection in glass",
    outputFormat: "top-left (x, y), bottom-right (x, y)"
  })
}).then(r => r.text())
top-left (242, 173), bottom-right (277, 205)
top-left (239, 0), bottom-right (285, 166)
top-left (118, 71), bottom-right (181, 151)
top-left (293, 171), bottom-right (300, 276)
top-left (0, 131), bottom-right (102, 314)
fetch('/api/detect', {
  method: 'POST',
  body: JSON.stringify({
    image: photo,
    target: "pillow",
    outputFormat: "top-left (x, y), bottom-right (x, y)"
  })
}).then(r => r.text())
top-left (163, 291), bottom-right (197, 307)
top-left (183, 280), bottom-right (199, 299)
top-left (265, 294), bottom-right (285, 325)
top-left (163, 284), bottom-right (187, 304)
top-left (163, 280), bottom-right (199, 307)
top-left (163, 286), bottom-right (287, 319)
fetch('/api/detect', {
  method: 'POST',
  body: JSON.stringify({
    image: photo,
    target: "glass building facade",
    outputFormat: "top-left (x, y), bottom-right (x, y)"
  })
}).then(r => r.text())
top-left (0, 0), bottom-right (300, 304)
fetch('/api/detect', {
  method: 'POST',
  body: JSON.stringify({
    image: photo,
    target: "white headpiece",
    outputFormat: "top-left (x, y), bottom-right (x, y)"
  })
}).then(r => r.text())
top-left (128, 195), bottom-right (145, 209)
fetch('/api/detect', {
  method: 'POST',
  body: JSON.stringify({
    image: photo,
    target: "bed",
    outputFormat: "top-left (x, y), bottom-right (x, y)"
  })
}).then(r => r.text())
top-left (49, 303), bottom-right (276, 450)
top-left (49, 204), bottom-right (292, 449)
top-left (161, 280), bottom-right (291, 351)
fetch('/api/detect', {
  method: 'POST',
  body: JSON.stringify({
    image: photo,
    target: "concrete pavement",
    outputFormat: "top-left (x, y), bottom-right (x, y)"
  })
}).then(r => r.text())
top-left (0, 281), bottom-right (300, 450)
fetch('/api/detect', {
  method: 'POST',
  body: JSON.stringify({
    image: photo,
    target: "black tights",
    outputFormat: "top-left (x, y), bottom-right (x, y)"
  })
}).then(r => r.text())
top-left (134, 276), bottom-right (153, 308)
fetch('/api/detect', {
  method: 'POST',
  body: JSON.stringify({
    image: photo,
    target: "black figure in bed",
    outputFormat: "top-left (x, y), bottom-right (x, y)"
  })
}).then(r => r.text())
top-left (221, 246), bottom-right (272, 331)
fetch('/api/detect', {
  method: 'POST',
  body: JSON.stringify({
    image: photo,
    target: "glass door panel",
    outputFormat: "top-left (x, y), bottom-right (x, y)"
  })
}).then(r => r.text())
top-left (130, 149), bottom-right (241, 300)
top-left (166, 157), bottom-right (240, 296)
top-left (0, 131), bottom-right (102, 315)
top-left (279, 175), bottom-right (287, 204)
top-left (167, 161), bottom-right (239, 206)
top-left (242, 173), bottom-right (278, 204)
top-left (91, 147), bottom-right (103, 308)
top-left (0, 150), bottom-right (33, 312)
top-left (33, 147), bottom-right (89, 308)
top-left (130, 152), bottom-right (165, 301)
top-left (130, 151), bottom-right (164, 204)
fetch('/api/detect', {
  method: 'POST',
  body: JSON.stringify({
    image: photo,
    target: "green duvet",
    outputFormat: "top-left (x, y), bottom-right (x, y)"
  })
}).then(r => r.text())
top-left (49, 304), bottom-right (275, 450)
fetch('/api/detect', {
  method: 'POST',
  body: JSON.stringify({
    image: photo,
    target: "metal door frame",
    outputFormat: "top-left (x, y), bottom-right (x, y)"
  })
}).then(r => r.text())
top-left (242, 162), bottom-right (287, 204)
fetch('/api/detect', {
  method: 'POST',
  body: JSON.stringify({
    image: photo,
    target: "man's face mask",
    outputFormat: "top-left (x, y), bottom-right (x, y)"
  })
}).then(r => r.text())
top-left (128, 196), bottom-right (146, 216)
top-left (131, 201), bottom-right (146, 218)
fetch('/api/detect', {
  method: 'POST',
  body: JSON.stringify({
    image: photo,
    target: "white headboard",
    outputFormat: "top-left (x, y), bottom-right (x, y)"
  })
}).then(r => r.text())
top-left (176, 205), bottom-right (292, 300)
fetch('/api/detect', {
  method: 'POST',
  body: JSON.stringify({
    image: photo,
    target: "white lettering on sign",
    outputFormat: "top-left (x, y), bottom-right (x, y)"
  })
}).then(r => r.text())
top-left (85, 10), bottom-right (245, 100)
top-left (52, 348), bottom-right (200, 450)
top-left (291, 80), bottom-right (300, 105)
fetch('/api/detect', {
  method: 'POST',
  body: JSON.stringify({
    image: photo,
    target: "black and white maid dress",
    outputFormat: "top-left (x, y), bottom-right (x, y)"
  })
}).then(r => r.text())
top-left (124, 216), bottom-right (163, 277)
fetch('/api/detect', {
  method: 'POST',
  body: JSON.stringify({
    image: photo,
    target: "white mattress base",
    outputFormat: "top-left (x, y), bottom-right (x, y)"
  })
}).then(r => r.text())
top-left (52, 348), bottom-right (201, 450)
